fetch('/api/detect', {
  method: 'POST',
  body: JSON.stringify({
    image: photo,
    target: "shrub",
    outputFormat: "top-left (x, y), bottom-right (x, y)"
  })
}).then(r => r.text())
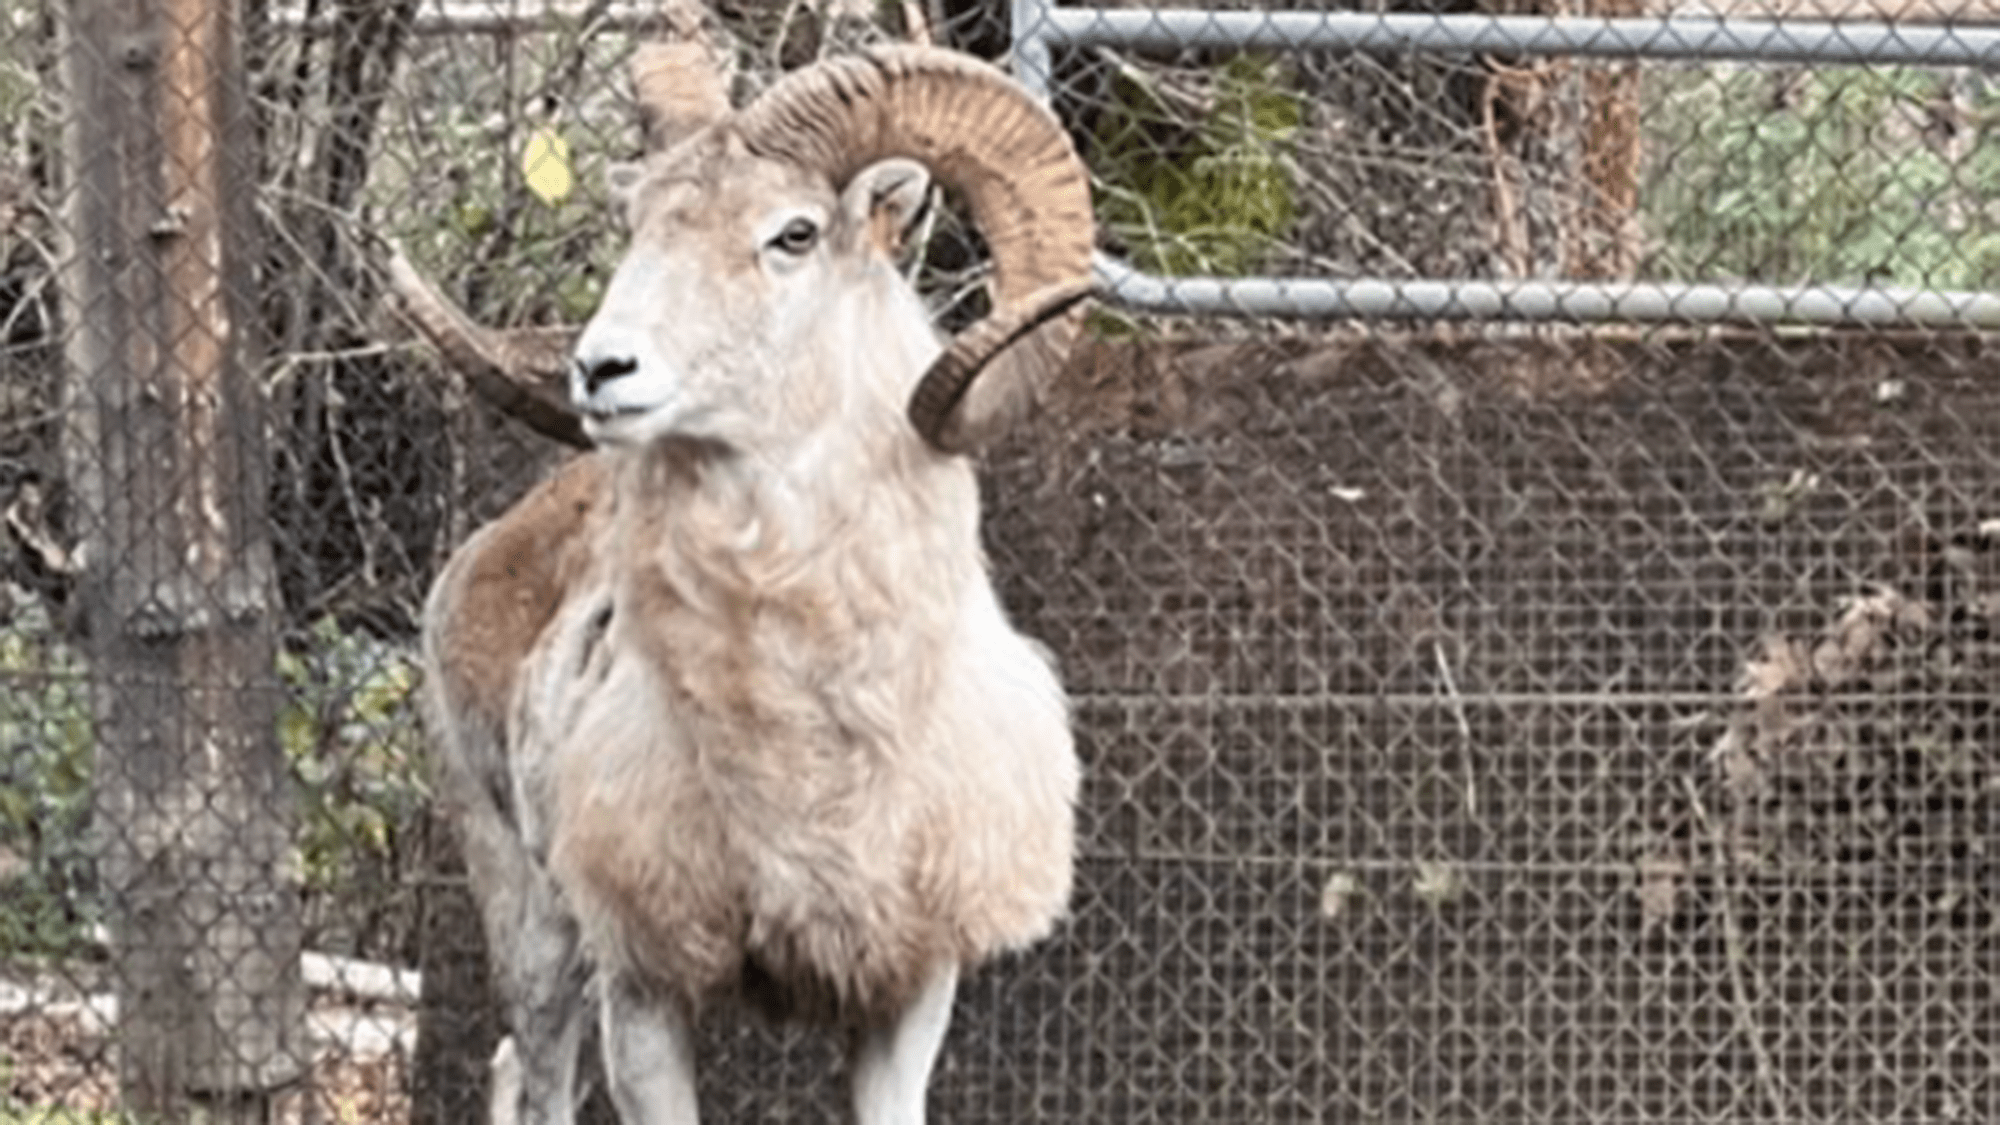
top-left (0, 589), bottom-right (94, 957)
top-left (0, 596), bottom-right (428, 961)
top-left (1094, 53), bottom-right (1302, 277)
top-left (1646, 65), bottom-right (2000, 289)
top-left (278, 616), bottom-right (430, 958)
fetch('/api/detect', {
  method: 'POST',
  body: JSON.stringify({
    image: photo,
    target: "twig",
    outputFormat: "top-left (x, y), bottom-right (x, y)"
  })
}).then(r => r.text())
top-left (322, 394), bottom-right (383, 597)
top-left (264, 342), bottom-right (397, 390)
top-left (771, 0), bottom-right (809, 71)
top-left (1479, 70), bottom-right (1530, 279)
top-left (1684, 776), bottom-right (1795, 1125)
top-left (253, 190), bottom-right (383, 335)
top-left (0, 261), bottom-right (53, 343)
top-left (1093, 47), bottom-right (1214, 122)
top-left (1300, 180), bottom-right (1423, 277)
top-left (1432, 640), bottom-right (1479, 817)
top-left (4, 482), bottom-right (80, 575)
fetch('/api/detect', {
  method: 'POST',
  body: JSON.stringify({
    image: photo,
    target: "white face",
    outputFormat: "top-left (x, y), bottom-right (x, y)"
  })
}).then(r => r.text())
top-left (569, 139), bottom-right (936, 455)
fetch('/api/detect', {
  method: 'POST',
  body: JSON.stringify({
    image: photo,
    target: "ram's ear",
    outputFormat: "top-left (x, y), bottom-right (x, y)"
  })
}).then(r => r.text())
top-left (840, 158), bottom-right (933, 260)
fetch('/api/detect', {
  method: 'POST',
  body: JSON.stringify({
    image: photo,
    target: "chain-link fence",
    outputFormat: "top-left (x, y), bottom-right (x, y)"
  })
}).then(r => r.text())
top-left (1041, 0), bottom-right (2000, 324)
top-left (4, 0), bottom-right (2000, 1121)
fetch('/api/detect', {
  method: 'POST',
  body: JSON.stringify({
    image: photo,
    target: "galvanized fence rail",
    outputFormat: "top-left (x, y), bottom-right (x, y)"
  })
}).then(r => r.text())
top-left (1015, 0), bottom-right (2000, 324)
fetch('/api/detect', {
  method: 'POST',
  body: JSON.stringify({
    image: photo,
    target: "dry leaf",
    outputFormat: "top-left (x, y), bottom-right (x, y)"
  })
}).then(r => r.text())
top-left (1319, 870), bottom-right (1360, 921)
top-left (1742, 636), bottom-right (1807, 698)
top-left (1636, 854), bottom-right (1686, 933)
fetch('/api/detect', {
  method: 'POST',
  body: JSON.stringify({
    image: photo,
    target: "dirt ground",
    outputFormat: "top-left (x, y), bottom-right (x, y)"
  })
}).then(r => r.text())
top-left (2, 991), bottom-right (412, 1123)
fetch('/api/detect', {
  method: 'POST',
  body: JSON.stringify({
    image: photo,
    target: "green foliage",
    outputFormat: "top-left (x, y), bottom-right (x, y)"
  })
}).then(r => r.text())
top-left (0, 0), bottom-right (45, 127)
top-left (1095, 54), bottom-right (1301, 277)
top-left (0, 599), bottom-right (428, 959)
top-left (0, 0), bottom-right (56, 273)
top-left (0, 592), bottom-right (95, 957)
top-left (0, 19), bottom-right (33, 137)
top-left (371, 24), bottom-right (637, 327)
top-left (1646, 66), bottom-right (2000, 289)
top-left (277, 617), bottom-right (429, 920)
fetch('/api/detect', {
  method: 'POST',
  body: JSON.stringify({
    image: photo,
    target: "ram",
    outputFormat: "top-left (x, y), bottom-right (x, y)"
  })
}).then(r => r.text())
top-left (399, 31), bottom-right (1094, 1125)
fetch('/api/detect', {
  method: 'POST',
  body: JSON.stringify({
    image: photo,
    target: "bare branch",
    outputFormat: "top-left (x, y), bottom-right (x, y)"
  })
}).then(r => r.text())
top-left (4, 481), bottom-right (80, 575)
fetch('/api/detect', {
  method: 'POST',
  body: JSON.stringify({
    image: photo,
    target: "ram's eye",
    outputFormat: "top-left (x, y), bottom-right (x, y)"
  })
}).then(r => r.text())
top-left (769, 217), bottom-right (819, 256)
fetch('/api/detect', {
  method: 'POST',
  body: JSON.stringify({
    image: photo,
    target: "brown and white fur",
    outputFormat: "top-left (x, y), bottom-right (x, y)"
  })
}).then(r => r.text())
top-left (417, 43), bottom-right (1091, 1125)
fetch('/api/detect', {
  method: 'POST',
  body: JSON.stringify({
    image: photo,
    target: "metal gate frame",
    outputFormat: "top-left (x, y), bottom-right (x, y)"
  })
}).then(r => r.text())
top-left (1010, 0), bottom-right (2000, 326)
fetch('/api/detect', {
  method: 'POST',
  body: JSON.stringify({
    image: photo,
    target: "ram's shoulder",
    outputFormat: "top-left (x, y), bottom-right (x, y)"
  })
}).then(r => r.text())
top-left (423, 453), bottom-right (614, 725)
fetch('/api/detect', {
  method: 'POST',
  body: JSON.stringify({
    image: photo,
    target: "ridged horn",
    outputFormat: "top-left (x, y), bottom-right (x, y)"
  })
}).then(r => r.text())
top-left (733, 46), bottom-right (1095, 452)
top-left (631, 6), bottom-right (733, 152)
top-left (386, 248), bottom-right (591, 449)
top-left (905, 279), bottom-right (1094, 445)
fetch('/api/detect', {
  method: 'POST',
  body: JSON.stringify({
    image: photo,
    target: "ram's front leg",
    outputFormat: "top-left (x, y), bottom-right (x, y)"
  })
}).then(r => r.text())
top-left (433, 721), bottom-right (591, 1125)
top-left (599, 974), bottom-right (702, 1125)
top-left (473, 842), bottom-right (592, 1125)
top-left (851, 963), bottom-right (960, 1125)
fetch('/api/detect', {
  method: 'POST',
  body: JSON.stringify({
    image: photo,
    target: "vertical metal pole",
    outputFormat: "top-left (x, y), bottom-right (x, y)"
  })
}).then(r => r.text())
top-left (1011, 0), bottom-right (1053, 99)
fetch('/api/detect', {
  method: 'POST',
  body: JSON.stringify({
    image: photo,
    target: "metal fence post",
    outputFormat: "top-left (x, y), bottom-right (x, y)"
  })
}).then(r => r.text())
top-left (1011, 0), bottom-right (1053, 99)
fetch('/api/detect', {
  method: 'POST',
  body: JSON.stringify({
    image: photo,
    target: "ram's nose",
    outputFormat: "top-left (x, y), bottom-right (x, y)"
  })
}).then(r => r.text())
top-left (574, 353), bottom-right (639, 397)
top-left (569, 321), bottom-right (648, 410)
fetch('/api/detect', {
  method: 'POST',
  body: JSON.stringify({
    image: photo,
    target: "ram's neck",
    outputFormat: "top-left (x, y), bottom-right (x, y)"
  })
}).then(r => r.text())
top-left (600, 432), bottom-right (984, 746)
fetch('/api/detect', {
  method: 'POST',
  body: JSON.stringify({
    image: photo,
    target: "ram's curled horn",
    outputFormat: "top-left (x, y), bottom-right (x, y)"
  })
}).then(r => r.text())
top-left (385, 248), bottom-right (591, 449)
top-left (631, 5), bottom-right (733, 152)
top-left (905, 278), bottom-right (1094, 441)
top-left (734, 45), bottom-right (1096, 452)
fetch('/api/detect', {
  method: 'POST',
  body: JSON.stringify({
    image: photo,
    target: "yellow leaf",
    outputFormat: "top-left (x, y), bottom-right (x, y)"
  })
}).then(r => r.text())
top-left (521, 126), bottom-right (573, 205)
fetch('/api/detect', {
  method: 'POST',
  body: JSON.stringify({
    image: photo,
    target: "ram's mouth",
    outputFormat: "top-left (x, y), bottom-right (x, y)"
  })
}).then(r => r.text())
top-left (578, 403), bottom-right (651, 421)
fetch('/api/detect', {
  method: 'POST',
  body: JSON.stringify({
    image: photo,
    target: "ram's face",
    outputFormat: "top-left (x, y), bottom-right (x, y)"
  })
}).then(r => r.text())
top-left (569, 133), bottom-right (934, 454)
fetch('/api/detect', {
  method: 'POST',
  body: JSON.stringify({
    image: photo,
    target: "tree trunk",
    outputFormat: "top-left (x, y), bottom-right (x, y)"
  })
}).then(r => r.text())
top-left (1571, 0), bottom-right (1643, 280)
top-left (57, 0), bottom-right (305, 1118)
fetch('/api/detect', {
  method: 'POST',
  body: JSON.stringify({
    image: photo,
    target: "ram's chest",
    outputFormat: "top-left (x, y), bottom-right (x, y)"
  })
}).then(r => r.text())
top-left (636, 526), bottom-right (943, 744)
top-left (534, 561), bottom-right (947, 1011)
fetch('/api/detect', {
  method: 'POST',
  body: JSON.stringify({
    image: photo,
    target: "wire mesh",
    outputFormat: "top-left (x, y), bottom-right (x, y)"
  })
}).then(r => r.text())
top-left (1028, 0), bottom-right (2000, 323)
top-left (4, 0), bottom-right (2000, 1122)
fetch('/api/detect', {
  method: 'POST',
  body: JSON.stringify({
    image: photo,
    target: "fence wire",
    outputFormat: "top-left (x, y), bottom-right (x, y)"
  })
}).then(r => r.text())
top-left (1027, 0), bottom-right (2000, 324)
top-left (4, 0), bottom-right (2000, 1123)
